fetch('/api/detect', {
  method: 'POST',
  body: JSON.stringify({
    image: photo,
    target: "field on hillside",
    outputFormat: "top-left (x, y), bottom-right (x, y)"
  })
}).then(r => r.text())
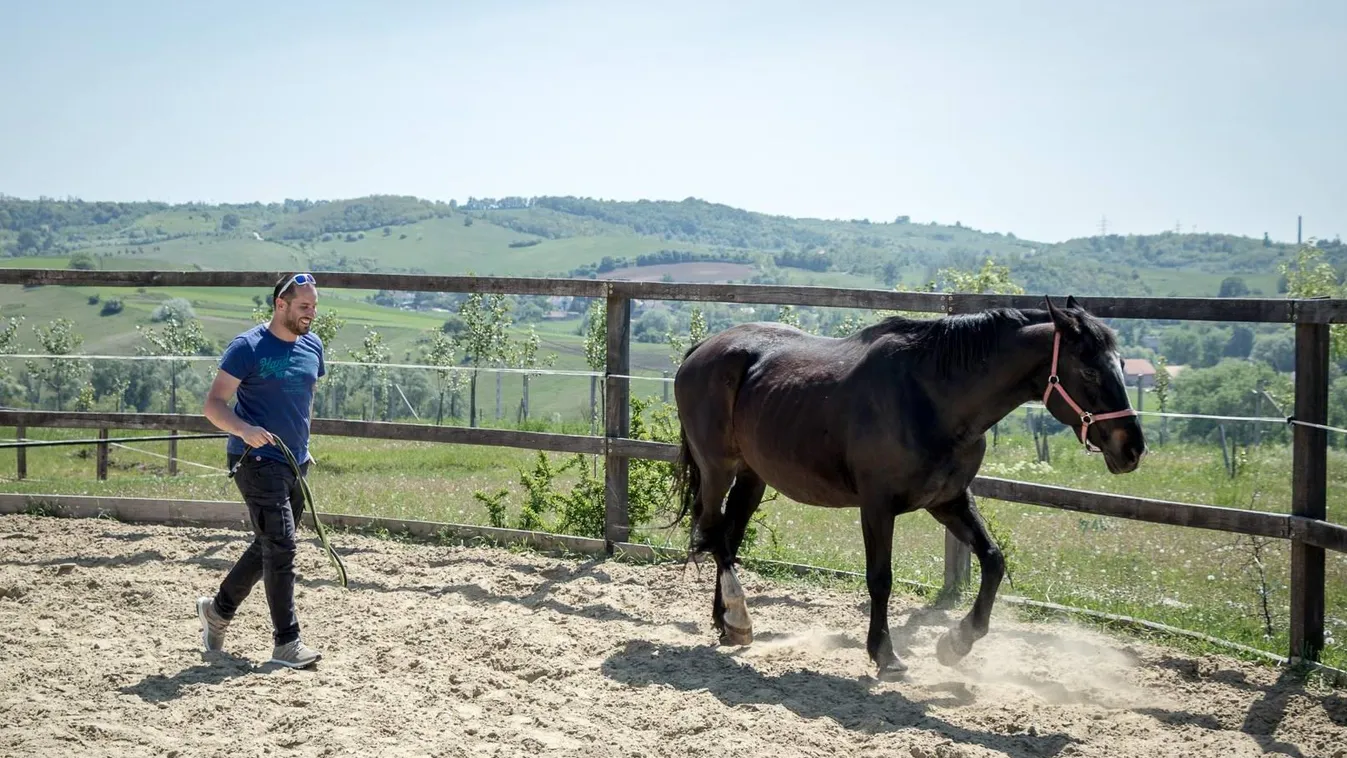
top-left (598, 262), bottom-right (757, 283)
top-left (3, 421), bottom-right (1344, 671)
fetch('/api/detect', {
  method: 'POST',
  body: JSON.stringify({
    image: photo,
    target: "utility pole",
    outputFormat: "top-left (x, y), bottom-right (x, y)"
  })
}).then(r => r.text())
top-left (1298, 215), bottom-right (1303, 245)
top-left (1099, 215), bottom-right (1109, 236)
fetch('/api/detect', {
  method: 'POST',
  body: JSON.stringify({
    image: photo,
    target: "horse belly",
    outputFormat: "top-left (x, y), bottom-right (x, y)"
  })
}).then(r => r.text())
top-left (735, 401), bottom-right (857, 508)
top-left (758, 470), bottom-right (857, 509)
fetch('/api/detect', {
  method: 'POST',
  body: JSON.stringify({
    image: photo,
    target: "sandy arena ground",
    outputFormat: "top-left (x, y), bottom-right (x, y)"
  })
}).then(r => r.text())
top-left (0, 513), bottom-right (1343, 758)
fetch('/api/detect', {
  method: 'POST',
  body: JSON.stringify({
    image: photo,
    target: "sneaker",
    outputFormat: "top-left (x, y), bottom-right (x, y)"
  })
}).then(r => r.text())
top-left (196, 596), bottom-right (229, 652)
top-left (269, 639), bottom-right (322, 669)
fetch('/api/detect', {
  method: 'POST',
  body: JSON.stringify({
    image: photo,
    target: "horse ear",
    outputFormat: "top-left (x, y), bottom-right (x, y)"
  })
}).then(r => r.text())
top-left (1045, 295), bottom-right (1079, 334)
top-left (1065, 295), bottom-right (1080, 310)
top-left (1045, 295), bottom-right (1063, 324)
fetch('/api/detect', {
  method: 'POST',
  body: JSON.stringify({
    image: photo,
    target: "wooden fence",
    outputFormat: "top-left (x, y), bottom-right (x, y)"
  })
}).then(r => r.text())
top-left (1, 267), bottom-right (1344, 665)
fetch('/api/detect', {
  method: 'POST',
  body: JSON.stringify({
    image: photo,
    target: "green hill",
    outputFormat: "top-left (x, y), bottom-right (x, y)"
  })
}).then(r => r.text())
top-left (3, 191), bottom-right (1338, 359)
top-left (2, 191), bottom-right (1342, 426)
top-left (5, 193), bottom-right (1331, 299)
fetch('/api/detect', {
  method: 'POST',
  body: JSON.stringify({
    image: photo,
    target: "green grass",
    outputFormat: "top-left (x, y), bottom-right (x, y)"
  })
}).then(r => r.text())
top-left (2, 422), bottom-right (1342, 669)
top-left (1138, 269), bottom-right (1282, 298)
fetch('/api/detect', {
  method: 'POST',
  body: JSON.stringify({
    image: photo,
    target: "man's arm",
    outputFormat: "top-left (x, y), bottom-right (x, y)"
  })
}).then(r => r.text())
top-left (204, 369), bottom-right (274, 448)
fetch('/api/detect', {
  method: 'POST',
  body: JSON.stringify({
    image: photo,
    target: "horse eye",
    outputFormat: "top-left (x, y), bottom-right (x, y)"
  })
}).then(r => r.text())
top-left (1081, 368), bottom-right (1101, 383)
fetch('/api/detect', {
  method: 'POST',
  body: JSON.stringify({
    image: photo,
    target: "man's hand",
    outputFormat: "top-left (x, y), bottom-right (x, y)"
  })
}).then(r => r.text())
top-left (239, 424), bottom-right (275, 449)
top-left (205, 369), bottom-right (274, 449)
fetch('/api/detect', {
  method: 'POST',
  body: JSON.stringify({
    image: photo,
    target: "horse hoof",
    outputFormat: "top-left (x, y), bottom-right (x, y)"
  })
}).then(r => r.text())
top-left (936, 630), bottom-right (970, 667)
top-left (720, 625), bottom-right (753, 647)
top-left (876, 658), bottom-right (908, 681)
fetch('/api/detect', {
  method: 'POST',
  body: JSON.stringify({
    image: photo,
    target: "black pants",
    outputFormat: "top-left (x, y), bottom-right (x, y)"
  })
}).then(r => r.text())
top-left (213, 453), bottom-right (309, 646)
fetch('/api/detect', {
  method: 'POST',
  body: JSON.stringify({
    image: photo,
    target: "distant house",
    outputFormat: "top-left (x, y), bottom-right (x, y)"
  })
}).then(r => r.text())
top-left (1123, 358), bottom-right (1156, 388)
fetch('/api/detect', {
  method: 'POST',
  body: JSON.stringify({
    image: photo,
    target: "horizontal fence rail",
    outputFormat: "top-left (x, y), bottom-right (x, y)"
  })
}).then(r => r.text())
top-left (6, 267), bottom-right (1347, 322)
top-left (3, 409), bottom-right (1345, 557)
top-left (0, 266), bottom-right (1342, 666)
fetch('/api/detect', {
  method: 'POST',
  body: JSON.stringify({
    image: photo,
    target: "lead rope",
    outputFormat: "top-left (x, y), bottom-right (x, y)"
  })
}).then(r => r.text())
top-left (229, 439), bottom-right (348, 588)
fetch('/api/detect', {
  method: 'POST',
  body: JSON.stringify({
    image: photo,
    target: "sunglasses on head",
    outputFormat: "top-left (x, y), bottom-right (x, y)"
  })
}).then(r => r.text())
top-left (278, 273), bottom-right (317, 295)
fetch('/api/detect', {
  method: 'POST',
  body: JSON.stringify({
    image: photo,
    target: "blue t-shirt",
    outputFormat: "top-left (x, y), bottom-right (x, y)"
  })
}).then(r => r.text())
top-left (218, 323), bottom-right (325, 464)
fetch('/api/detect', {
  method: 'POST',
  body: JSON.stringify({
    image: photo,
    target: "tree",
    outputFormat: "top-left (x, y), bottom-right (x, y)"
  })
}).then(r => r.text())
top-left (90, 361), bottom-right (134, 412)
top-left (582, 299), bottom-right (607, 432)
top-left (929, 257), bottom-right (1024, 295)
top-left (347, 330), bottom-right (390, 421)
top-left (0, 317), bottom-right (21, 403)
top-left (881, 260), bottom-right (901, 287)
top-left (1251, 331), bottom-right (1295, 372)
top-left (1173, 360), bottom-right (1291, 445)
top-left (1218, 276), bottom-right (1249, 298)
top-left (454, 290), bottom-right (512, 427)
top-left (1280, 244), bottom-right (1346, 358)
top-left (0, 316), bottom-right (20, 367)
top-left (137, 315), bottom-right (211, 413)
top-left (665, 306), bottom-right (708, 368)
top-left (1160, 329), bottom-right (1200, 365)
top-left (1223, 325), bottom-right (1254, 359)
top-left (632, 309), bottom-right (672, 343)
top-left (423, 330), bottom-right (467, 425)
top-left (508, 326), bottom-right (557, 423)
top-left (15, 229), bottom-right (39, 253)
top-left (1197, 331), bottom-right (1227, 368)
top-left (773, 304), bottom-right (803, 329)
top-left (309, 309), bottom-right (346, 417)
top-left (1152, 356), bottom-right (1172, 445)
top-left (29, 318), bottom-right (88, 411)
top-left (152, 297), bottom-right (195, 323)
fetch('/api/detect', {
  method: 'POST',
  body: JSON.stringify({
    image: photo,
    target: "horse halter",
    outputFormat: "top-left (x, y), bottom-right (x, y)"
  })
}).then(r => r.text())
top-left (1043, 330), bottom-right (1137, 453)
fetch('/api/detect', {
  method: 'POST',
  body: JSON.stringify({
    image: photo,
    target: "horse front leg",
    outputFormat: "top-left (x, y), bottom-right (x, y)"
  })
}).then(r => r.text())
top-left (929, 489), bottom-right (1005, 666)
top-left (861, 499), bottom-right (905, 678)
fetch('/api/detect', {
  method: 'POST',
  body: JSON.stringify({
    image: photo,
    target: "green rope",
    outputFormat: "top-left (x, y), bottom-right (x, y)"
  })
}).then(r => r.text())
top-left (234, 437), bottom-right (348, 589)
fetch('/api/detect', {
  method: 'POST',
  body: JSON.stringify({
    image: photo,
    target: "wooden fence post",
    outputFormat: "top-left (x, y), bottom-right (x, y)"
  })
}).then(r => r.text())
top-left (168, 430), bottom-right (178, 476)
top-left (96, 428), bottom-right (109, 481)
top-left (1290, 322), bottom-right (1328, 663)
top-left (15, 423), bottom-right (25, 480)
top-left (604, 290), bottom-right (632, 550)
top-left (944, 527), bottom-right (972, 597)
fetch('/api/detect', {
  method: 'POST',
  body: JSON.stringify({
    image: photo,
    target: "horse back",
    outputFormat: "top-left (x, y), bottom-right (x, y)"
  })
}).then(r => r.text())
top-left (676, 322), bottom-right (970, 509)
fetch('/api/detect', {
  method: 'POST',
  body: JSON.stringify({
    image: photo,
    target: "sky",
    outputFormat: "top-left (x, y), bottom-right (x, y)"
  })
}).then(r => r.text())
top-left (1, 0), bottom-right (1343, 244)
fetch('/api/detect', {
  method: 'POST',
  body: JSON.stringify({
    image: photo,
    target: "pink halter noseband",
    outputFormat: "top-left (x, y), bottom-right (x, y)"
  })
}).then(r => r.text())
top-left (1043, 331), bottom-right (1138, 453)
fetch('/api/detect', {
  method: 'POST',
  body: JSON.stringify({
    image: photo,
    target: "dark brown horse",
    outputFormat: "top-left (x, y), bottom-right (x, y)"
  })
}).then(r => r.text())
top-left (671, 296), bottom-right (1145, 677)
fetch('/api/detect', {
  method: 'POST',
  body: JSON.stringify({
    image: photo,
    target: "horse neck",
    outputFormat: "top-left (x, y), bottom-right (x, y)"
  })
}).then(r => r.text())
top-left (937, 320), bottom-right (1056, 440)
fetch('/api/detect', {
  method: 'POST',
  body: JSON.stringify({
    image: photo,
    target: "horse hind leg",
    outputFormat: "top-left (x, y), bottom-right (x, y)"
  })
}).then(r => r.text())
top-left (687, 464), bottom-right (740, 640)
top-left (715, 469), bottom-right (767, 646)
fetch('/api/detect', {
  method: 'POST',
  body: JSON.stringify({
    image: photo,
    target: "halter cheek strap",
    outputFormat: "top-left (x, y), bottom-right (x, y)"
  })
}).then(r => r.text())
top-left (1043, 331), bottom-right (1138, 453)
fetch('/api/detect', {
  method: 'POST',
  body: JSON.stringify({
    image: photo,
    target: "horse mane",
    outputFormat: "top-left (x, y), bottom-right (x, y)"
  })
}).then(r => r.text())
top-left (854, 306), bottom-right (1117, 378)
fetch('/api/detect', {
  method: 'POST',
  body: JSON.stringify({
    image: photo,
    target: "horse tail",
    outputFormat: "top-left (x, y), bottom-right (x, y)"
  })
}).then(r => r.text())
top-left (667, 338), bottom-right (704, 543)
top-left (667, 423), bottom-right (702, 535)
top-left (667, 335), bottom-right (714, 550)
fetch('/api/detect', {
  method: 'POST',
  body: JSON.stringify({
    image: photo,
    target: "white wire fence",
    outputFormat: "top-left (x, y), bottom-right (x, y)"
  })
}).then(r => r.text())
top-left (3, 352), bottom-right (1345, 435)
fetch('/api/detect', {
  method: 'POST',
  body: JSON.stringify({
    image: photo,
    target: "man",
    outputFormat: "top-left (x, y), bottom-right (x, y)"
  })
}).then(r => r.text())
top-left (196, 272), bottom-right (325, 669)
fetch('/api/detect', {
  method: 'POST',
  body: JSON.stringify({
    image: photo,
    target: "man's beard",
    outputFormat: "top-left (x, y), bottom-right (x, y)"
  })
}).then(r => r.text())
top-left (286, 312), bottom-right (311, 335)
